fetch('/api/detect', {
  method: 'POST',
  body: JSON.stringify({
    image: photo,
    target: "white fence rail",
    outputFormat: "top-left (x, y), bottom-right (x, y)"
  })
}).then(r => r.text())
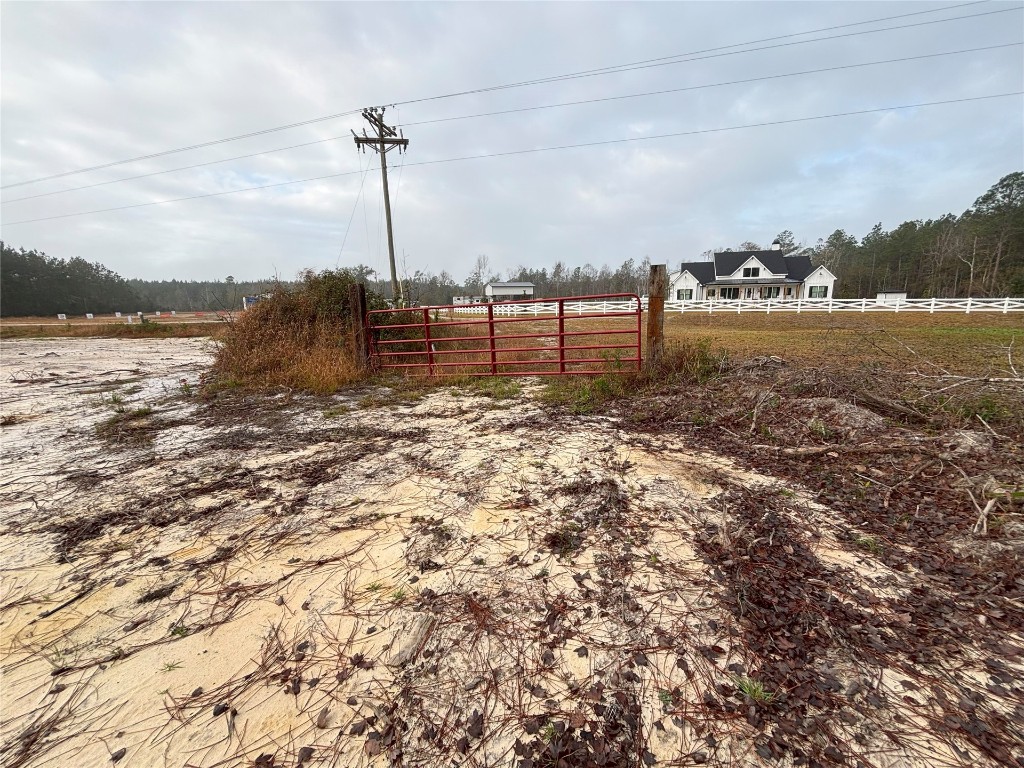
top-left (450, 301), bottom-right (638, 316)
top-left (449, 297), bottom-right (1023, 315)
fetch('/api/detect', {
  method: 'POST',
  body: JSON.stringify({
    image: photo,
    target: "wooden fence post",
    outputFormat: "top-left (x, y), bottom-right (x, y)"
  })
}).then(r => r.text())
top-left (350, 283), bottom-right (369, 369)
top-left (645, 264), bottom-right (667, 370)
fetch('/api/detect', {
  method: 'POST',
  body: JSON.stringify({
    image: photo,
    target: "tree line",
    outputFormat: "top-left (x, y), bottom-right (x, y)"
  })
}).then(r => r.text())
top-left (2, 173), bottom-right (1019, 316)
top-left (808, 172), bottom-right (1022, 298)
top-left (0, 242), bottom-right (282, 317)
top-left (384, 172), bottom-right (1024, 302)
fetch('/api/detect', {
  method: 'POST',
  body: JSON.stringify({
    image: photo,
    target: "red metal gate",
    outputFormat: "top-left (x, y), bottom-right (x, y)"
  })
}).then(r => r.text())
top-left (367, 293), bottom-right (642, 376)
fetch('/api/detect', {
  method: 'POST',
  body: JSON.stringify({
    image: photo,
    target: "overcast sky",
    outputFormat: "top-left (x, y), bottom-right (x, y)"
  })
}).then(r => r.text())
top-left (1, 1), bottom-right (1021, 282)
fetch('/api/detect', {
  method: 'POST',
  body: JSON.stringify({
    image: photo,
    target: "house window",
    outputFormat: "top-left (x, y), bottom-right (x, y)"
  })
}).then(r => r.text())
top-left (720, 287), bottom-right (739, 300)
top-left (706, 289), bottom-right (716, 298)
top-left (676, 289), bottom-right (693, 300)
top-left (809, 285), bottom-right (828, 298)
top-left (785, 287), bottom-right (793, 296)
top-left (762, 287), bottom-right (780, 299)
top-left (742, 267), bottom-right (760, 278)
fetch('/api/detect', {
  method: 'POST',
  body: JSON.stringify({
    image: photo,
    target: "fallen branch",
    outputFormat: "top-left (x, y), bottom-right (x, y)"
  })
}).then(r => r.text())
top-left (972, 498), bottom-right (997, 536)
top-left (32, 583), bottom-right (95, 622)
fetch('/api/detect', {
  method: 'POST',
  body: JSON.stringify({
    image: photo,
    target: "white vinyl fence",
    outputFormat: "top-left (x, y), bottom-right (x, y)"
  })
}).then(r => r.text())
top-left (449, 297), bottom-right (1023, 316)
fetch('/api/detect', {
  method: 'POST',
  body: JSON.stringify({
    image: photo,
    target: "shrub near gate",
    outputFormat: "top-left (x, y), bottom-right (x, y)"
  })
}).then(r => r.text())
top-left (209, 269), bottom-right (386, 394)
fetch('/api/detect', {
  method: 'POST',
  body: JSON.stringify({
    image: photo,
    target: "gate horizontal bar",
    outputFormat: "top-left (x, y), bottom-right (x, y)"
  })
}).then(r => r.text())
top-left (367, 292), bottom-right (642, 378)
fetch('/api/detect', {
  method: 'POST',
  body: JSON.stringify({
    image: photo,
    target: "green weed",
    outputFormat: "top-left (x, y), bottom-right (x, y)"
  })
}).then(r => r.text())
top-left (854, 535), bottom-right (883, 555)
top-left (808, 418), bottom-right (833, 440)
top-left (735, 676), bottom-right (775, 704)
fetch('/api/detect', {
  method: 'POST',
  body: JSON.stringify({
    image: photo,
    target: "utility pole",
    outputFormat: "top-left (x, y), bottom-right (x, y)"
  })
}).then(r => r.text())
top-left (353, 107), bottom-right (409, 307)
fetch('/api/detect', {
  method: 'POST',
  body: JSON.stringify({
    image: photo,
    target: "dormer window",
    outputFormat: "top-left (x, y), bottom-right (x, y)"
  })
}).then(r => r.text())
top-left (743, 267), bottom-right (760, 278)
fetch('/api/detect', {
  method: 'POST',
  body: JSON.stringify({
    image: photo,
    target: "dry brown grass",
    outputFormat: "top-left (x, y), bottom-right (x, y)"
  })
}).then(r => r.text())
top-left (666, 312), bottom-right (1022, 375)
top-left (208, 270), bottom-right (375, 394)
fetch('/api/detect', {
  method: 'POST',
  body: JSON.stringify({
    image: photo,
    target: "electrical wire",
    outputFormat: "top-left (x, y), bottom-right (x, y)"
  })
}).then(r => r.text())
top-left (0, 107), bottom-right (362, 190)
top-left (398, 42), bottom-right (1024, 128)
top-left (1, 0), bottom-right (1009, 190)
top-left (4, 41), bottom-right (1017, 205)
top-left (334, 154), bottom-right (372, 267)
top-left (4, 92), bottom-right (1019, 228)
top-left (395, 4), bottom-right (1019, 106)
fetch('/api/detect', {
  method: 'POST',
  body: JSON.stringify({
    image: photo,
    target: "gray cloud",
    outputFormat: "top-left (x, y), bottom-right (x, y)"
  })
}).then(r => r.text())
top-left (2, 1), bottom-right (1021, 282)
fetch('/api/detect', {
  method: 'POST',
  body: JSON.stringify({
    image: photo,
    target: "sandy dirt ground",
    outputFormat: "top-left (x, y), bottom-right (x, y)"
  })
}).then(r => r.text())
top-left (0, 338), bottom-right (1021, 768)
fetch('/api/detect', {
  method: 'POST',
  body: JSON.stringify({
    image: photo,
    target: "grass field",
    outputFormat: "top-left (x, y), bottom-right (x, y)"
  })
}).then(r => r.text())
top-left (666, 312), bottom-right (1022, 375)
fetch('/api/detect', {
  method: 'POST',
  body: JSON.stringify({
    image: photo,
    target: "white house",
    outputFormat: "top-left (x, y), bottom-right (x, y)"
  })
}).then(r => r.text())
top-left (484, 282), bottom-right (535, 301)
top-left (668, 241), bottom-right (837, 301)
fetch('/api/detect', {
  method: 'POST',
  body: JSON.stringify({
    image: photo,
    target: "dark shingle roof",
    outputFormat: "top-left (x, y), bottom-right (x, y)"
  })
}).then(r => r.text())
top-left (714, 250), bottom-right (790, 277)
top-left (678, 252), bottom-right (825, 284)
top-left (783, 254), bottom-right (815, 281)
top-left (677, 261), bottom-right (716, 284)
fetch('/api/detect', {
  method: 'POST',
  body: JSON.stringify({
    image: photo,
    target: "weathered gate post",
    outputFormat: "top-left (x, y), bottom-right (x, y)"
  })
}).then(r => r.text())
top-left (350, 283), bottom-right (370, 369)
top-left (645, 264), bottom-right (667, 370)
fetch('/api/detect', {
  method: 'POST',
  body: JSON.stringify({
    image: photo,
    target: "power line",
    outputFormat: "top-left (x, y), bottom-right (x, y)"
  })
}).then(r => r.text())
top-left (396, 4), bottom-right (1018, 105)
top-left (5, 92), bottom-right (1019, 228)
top-left (399, 42), bottom-right (1023, 128)
top-left (5, 41), bottom-right (1018, 205)
top-left (1, 134), bottom-right (360, 203)
top-left (334, 154), bottom-right (372, 267)
top-left (2, 1), bottom-right (1010, 191)
top-left (0, 108), bottom-right (363, 191)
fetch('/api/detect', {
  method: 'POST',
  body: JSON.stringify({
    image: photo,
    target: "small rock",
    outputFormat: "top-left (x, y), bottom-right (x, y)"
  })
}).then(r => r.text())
top-left (190, 687), bottom-right (203, 697)
top-left (274, 596), bottom-right (284, 606)
top-left (110, 748), bottom-right (126, 763)
top-left (301, 600), bottom-right (310, 610)
top-left (114, 578), bottom-right (128, 587)
top-left (213, 703), bottom-right (229, 717)
top-left (366, 626), bottom-right (376, 635)
top-left (315, 707), bottom-right (329, 729)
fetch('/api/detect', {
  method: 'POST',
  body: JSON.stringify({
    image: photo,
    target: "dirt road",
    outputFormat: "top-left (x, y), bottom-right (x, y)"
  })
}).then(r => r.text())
top-left (1, 338), bottom-right (1020, 768)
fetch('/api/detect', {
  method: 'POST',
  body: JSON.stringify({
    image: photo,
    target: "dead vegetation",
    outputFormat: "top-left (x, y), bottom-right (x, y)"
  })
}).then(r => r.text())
top-left (208, 268), bottom-right (385, 394)
top-left (1, 326), bottom-right (1022, 768)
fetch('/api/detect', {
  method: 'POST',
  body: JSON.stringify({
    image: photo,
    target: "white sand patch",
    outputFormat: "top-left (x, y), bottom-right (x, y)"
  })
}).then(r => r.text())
top-left (1, 338), bottom-right (1016, 768)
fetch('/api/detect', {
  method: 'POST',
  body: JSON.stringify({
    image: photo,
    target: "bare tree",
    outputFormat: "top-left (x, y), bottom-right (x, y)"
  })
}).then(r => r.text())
top-left (466, 254), bottom-right (490, 295)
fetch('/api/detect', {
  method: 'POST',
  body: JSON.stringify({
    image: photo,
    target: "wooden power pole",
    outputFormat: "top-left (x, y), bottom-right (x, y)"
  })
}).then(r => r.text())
top-left (353, 107), bottom-right (409, 307)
